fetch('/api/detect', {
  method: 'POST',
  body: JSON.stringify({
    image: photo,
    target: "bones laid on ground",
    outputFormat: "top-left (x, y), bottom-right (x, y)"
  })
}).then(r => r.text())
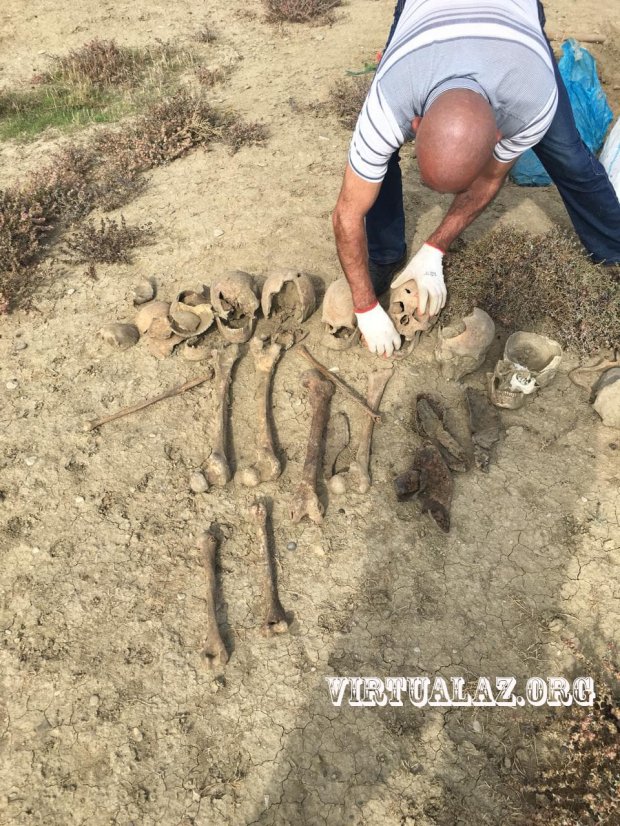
top-left (415, 393), bottom-right (468, 472)
top-left (435, 308), bottom-right (495, 380)
top-left (199, 529), bottom-right (229, 671)
top-left (205, 344), bottom-right (241, 486)
top-left (261, 268), bottom-right (316, 323)
top-left (290, 369), bottom-right (335, 524)
top-left (348, 366), bottom-right (394, 493)
top-left (324, 412), bottom-right (350, 491)
top-left (388, 280), bottom-right (435, 346)
top-left (488, 332), bottom-right (563, 409)
top-left (568, 351), bottom-right (620, 393)
top-left (145, 314), bottom-right (184, 360)
top-left (133, 278), bottom-right (156, 306)
top-left (99, 322), bottom-right (140, 350)
top-left (593, 367), bottom-right (620, 428)
top-left (189, 469), bottom-right (210, 493)
top-left (465, 387), bottom-right (501, 472)
top-left (169, 289), bottom-right (214, 339)
top-left (238, 337), bottom-right (283, 487)
top-left (211, 270), bottom-right (259, 343)
top-left (135, 300), bottom-right (170, 334)
top-left (321, 279), bottom-right (360, 350)
top-left (250, 498), bottom-right (289, 636)
top-left (394, 444), bottom-right (454, 532)
top-left (181, 336), bottom-right (212, 362)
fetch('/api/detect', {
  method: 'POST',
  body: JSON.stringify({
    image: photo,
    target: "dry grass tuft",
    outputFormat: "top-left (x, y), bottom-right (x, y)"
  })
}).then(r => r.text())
top-left (37, 39), bottom-right (144, 88)
top-left (264, 0), bottom-right (342, 23)
top-left (328, 75), bottom-right (371, 129)
top-left (444, 226), bottom-right (620, 354)
top-left (194, 26), bottom-right (217, 44)
top-left (0, 189), bottom-right (50, 312)
top-left (195, 66), bottom-right (226, 87)
top-left (62, 216), bottom-right (154, 265)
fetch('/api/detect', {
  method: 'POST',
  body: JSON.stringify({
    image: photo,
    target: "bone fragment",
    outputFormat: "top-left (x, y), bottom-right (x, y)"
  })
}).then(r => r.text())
top-left (394, 444), bottom-right (453, 532)
top-left (323, 411), bottom-right (350, 479)
top-left (465, 387), bottom-right (501, 472)
top-left (415, 394), bottom-right (468, 472)
top-left (290, 369), bottom-right (334, 524)
top-left (239, 337), bottom-right (282, 486)
top-left (349, 367), bottom-right (393, 493)
top-left (83, 371), bottom-right (214, 431)
top-left (568, 353), bottom-right (620, 395)
top-left (296, 345), bottom-right (381, 423)
top-left (199, 530), bottom-right (229, 671)
top-left (205, 345), bottom-right (241, 486)
top-left (250, 498), bottom-right (289, 635)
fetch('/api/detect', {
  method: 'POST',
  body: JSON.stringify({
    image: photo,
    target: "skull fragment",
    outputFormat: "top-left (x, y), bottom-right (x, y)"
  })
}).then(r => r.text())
top-left (169, 289), bottom-right (214, 339)
top-left (488, 332), bottom-right (562, 409)
top-left (261, 268), bottom-right (316, 323)
top-left (435, 308), bottom-right (495, 380)
top-left (321, 279), bottom-right (360, 350)
top-left (211, 270), bottom-right (259, 343)
top-left (388, 280), bottom-right (434, 345)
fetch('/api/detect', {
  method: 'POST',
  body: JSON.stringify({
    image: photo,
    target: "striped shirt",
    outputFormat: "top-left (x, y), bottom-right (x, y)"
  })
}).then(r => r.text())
top-left (349, 0), bottom-right (558, 182)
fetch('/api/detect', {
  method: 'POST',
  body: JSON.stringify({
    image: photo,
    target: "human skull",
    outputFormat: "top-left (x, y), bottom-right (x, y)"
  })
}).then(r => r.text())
top-left (261, 268), bottom-right (316, 322)
top-left (321, 279), bottom-right (360, 350)
top-left (211, 270), bottom-right (259, 343)
top-left (169, 289), bottom-right (214, 339)
top-left (388, 280), bottom-right (434, 344)
top-left (488, 332), bottom-right (562, 409)
top-left (435, 308), bottom-right (495, 380)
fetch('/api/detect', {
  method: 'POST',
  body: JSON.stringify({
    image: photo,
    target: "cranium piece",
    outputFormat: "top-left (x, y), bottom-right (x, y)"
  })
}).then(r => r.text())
top-left (133, 278), bottom-right (155, 306)
top-left (135, 300), bottom-right (170, 334)
top-left (488, 332), bottom-right (563, 409)
top-left (435, 308), bottom-right (495, 380)
top-left (321, 279), bottom-right (360, 351)
top-left (211, 270), bottom-right (259, 343)
top-left (593, 367), bottom-right (620, 428)
top-left (569, 351), bottom-right (620, 393)
top-left (169, 289), bottom-right (214, 339)
top-left (99, 322), bottom-right (139, 350)
top-left (261, 268), bottom-right (316, 323)
top-left (388, 280), bottom-right (435, 344)
top-left (504, 332), bottom-right (563, 388)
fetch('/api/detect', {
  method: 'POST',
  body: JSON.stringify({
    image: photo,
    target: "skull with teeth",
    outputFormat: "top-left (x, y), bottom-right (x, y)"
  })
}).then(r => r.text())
top-left (321, 279), bottom-right (360, 350)
top-left (211, 270), bottom-right (259, 344)
top-left (388, 279), bottom-right (434, 344)
top-left (488, 332), bottom-right (563, 409)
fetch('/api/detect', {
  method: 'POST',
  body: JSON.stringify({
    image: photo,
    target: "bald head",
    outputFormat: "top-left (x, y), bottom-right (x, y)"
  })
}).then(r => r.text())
top-left (414, 89), bottom-right (499, 193)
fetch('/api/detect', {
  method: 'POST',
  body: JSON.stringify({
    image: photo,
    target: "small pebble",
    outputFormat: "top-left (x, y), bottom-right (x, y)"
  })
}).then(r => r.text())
top-left (24, 456), bottom-right (37, 466)
top-left (472, 720), bottom-right (482, 733)
top-left (13, 341), bottom-right (27, 351)
top-left (287, 541), bottom-right (297, 551)
top-left (66, 288), bottom-right (76, 296)
top-left (213, 228), bottom-right (225, 237)
top-left (75, 496), bottom-right (85, 505)
top-left (6, 380), bottom-right (18, 390)
top-left (133, 279), bottom-right (156, 306)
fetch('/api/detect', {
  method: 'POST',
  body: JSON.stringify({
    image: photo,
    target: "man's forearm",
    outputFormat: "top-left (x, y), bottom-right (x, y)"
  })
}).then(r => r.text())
top-left (332, 211), bottom-right (377, 310)
top-left (427, 170), bottom-right (507, 251)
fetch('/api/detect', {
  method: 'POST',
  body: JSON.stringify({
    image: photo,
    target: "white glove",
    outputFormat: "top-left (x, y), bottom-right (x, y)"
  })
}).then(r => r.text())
top-left (355, 301), bottom-right (401, 357)
top-left (391, 243), bottom-right (447, 317)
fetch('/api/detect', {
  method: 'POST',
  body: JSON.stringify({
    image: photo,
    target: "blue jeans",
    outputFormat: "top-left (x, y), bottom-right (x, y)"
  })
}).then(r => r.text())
top-left (366, 1), bottom-right (620, 265)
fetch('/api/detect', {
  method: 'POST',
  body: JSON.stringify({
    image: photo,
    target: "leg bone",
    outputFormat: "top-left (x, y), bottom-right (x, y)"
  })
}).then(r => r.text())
top-left (250, 498), bottom-right (289, 636)
top-left (290, 369), bottom-right (334, 524)
top-left (199, 530), bottom-right (229, 671)
top-left (349, 367), bottom-right (393, 493)
top-left (205, 344), bottom-right (240, 486)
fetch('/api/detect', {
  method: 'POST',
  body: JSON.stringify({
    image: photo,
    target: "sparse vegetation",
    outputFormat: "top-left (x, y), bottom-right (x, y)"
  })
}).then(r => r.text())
top-left (195, 66), bottom-right (226, 87)
top-left (444, 226), bottom-right (620, 354)
top-left (328, 75), bottom-right (371, 129)
top-left (62, 216), bottom-right (154, 265)
top-left (264, 0), bottom-right (342, 24)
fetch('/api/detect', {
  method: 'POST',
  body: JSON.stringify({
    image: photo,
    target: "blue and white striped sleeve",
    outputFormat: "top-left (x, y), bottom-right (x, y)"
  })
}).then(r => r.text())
top-left (494, 86), bottom-right (558, 163)
top-left (348, 82), bottom-right (406, 182)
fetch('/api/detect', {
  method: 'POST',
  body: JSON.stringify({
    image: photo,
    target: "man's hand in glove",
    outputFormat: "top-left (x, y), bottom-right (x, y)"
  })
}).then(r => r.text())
top-left (390, 243), bottom-right (446, 317)
top-left (355, 301), bottom-right (401, 357)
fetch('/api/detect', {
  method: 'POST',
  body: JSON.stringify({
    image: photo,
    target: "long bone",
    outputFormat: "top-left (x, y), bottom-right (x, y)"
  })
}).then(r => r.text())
top-left (238, 337), bottom-right (282, 486)
top-left (290, 369), bottom-right (334, 524)
top-left (348, 367), bottom-right (393, 493)
top-left (198, 530), bottom-right (229, 670)
top-left (250, 498), bottom-right (289, 635)
top-left (205, 344), bottom-right (240, 486)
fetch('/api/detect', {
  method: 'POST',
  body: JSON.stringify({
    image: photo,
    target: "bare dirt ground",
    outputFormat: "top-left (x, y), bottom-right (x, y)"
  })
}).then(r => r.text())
top-left (1, 1), bottom-right (619, 824)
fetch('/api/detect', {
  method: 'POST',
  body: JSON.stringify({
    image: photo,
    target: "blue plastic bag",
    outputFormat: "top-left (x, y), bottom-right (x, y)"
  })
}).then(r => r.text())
top-left (510, 39), bottom-right (613, 186)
